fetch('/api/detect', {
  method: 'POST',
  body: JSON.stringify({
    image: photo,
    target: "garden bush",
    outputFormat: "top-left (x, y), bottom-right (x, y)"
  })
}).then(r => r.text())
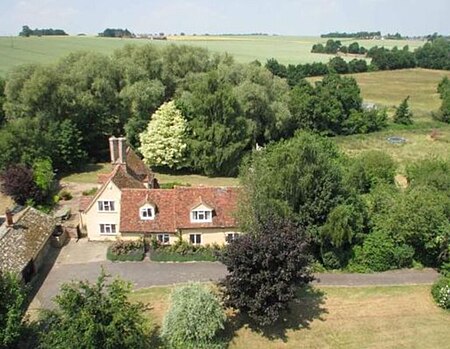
top-left (350, 231), bottom-right (414, 272)
top-left (107, 239), bottom-right (145, 262)
top-left (431, 275), bottom-right (450, 310)
top-left (161, 283), bottom-right (226, 349)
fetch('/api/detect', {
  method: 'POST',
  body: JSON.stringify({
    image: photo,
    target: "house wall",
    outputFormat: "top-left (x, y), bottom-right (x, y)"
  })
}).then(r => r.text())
top-left (180, 228), bottom-right (240, 245)
top-left (120, 232), bottom-right (178, 245)
top-left (85, 182), bottom-right (122, 241)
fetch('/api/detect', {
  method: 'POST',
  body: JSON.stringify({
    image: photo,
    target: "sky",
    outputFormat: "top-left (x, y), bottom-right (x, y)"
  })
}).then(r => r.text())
top-left (0, 0), bottom-right (448, 37)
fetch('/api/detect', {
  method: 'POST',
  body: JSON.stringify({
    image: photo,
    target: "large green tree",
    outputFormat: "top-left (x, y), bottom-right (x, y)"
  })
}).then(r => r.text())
top-left (39, 271), bottom-right (150, 349)
top-left (0, 272), bottom-right (26, 349)
top-left (139, 101), bottom-right (187, 168)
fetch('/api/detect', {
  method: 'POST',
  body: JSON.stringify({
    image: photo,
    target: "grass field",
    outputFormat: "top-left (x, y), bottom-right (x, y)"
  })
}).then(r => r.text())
top-left (0, 35), bottom-right (425, 76)
top-left (131, 284), bottom-right (450, 349)
top-left (60, 162), bottom-right (239, 186)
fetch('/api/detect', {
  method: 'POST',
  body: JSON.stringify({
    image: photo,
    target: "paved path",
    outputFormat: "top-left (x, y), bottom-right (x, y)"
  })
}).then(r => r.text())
top-left (29, 257), bottom-right (439, 310)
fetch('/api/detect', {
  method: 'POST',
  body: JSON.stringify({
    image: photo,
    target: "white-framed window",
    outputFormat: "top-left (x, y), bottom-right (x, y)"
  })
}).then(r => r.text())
top-left (99, 223), bottom-right (117, 235)
top-left (157, 234), bottom-right (170, 244)
top-left (98, 201), bottom-right (115, 212)
top-left (226, 233), bottom-right (239, 243)
top-left (189, 234), bottom-right (201, 245)
top-left (191, 210), bottom-right (212, 223)
top-left (140, 206), bottom-right (155, 220)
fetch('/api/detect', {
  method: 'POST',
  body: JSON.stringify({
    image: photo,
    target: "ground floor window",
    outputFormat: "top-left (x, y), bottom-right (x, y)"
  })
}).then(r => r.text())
top-left (157, 234), bottom-right (170, 244)
top-left (99, 223), bottom-right (116, 235)
top-left (226, 233), bottom-right (240, 243)
top-left (189, 233), bottom-right (201, 245)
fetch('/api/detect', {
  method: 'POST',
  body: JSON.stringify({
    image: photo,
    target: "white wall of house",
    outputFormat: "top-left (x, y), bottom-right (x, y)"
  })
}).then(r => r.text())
top-left (85, 182), bottom-right (122, 241)
top-left (180, 228), bottom-right (240, 245)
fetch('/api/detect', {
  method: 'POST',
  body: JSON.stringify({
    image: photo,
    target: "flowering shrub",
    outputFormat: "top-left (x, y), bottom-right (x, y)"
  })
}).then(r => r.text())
top-left (431, 276), bottom-right (450, 310)
top-left (107, 239), bottom-right (145, 262)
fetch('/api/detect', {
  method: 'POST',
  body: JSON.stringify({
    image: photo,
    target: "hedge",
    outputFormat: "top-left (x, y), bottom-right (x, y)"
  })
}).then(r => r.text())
top-left (150, 249), bottom-right (217, 262)
top-left (107, 246), bottom-right (145, 262)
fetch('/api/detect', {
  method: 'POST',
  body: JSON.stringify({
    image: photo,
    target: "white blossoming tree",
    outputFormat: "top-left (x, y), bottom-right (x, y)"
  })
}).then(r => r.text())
top-left (139, 101), bottom-right (187, 168)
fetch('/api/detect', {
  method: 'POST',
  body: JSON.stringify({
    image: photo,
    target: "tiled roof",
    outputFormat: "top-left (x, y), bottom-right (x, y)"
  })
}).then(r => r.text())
top-left (110, 165), bottom-right (145, 189)
top-left (126, 148), bottom-right (155, 182)
top-left (0, 207), bottom-right (56, 274)
top-left (120, 189), bottom-right (177, 233)
top-left (120, 187), bottom-right (239, 233)
top-left (79, 196), bottom-right (94, 212)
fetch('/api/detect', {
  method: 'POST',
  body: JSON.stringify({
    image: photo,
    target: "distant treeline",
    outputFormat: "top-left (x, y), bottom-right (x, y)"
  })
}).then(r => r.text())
top-left (309, 37), bottom-right (449, 72)
top-left (321, 31), bottom-right (381, 39)
top-left (266, 57), bottom-right (369, 86)
top-left (312, 40), bottom-right (367, 55)
top-left (99, 28), bottom-right (134, 38)
top-left (19, 25), bottom-right (67, 37)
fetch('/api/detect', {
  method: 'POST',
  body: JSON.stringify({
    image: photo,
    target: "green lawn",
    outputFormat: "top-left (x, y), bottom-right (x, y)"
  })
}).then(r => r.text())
top-left (309, 68), bottom-right (450, 117)
top-left (130, 284), bottom-right (450, 349)
top-left (60, 162), bottom-right (239, 186)
top-left (0, 35), bottom-right (425, 76)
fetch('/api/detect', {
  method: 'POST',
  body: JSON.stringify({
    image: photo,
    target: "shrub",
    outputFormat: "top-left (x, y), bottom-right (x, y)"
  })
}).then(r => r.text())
top-left (58, 189), bottom-right (72, 201)
top-left (431, 276), bottom-right (450, 310)
top-left (351, 231), bottom-right (414, 272)
top-left (150, 241), bottom-right (220, 262)
top-left (107, 239), bottom-right (145, 262)
top-left (82, 187), bottom-right (98, 196)
top-left (0, 164), bottom-right (43, 205)
top-left (161, 283), bottom-right (226, 349)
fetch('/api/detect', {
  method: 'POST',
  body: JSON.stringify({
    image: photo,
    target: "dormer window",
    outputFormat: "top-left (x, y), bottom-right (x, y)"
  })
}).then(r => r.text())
top-left (191, 209), bottom-right (212, 223)
top-left (140, 205), bottom-right (155, 220)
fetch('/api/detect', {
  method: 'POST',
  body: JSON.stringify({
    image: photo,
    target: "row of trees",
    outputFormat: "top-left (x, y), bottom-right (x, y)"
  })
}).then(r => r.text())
top-left (99, 28), bottom-right (134, 38)
top-left (0, 44), bottom-right (386, 177)
top-left (312, 39), bottom-right (368, 55)
top-left (321, 31), bottom-right (381, 39)
top-left (19, 25), bottom-right (67, 37)
top-left (434, 77), bottom-right (450, 123)
top-left (265, 57), bottom-right (369, 86)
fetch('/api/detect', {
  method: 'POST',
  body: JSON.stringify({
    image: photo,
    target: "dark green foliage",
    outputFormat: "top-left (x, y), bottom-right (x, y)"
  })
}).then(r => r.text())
top-left (352, 231), bottom-right (414, 271)
top-left (0, 77), bottom-right (5, 126)
top-left (393, 96), bottom-right (413, 125)
top-left (107, 240), bottom-right (145, 262)
top-left (328, 57), bottom-right (349, 74)
top-left (434, 77), bottom-right (450, 123)
top-left (370, 186), bottom-right (450, 267)
top-left (177, 71), bottom-right (252, 176)
top-left (431, 275), bottom-right (450, 310)
top-left (288, 74), bottom-right (386, 136)
top-left (0, 164), bottom-right (42, 205)
top-left (99, 28), bottom-right (133, 38)
top-left (39, 271), bottom-right (150, 349)
top-left (348, 59), bottom-right (368, 73)
top-left (19, 25), bottom-right (67, 36)
top-left (0, 272), bottom-right (26, 349)
top-left (33, 158), bottom-right (54, 196)
top-left (150, 240), bottom-right (220, 262)
top-left (406, 158), bottom-right (450, 196)
top-left (220, 216), bottom-right (313, 326)
top-left (239, 132), bottom-right (344, 233)
top-left (368, 45), bottom-right (416, 70)
top-left (161, 283), bottom-right (226, 349)
top-left (344, 151), bottom-right (396, 194)
top-left (415, 38), bottom-right (450, 70)
top-left (321, 31), bottom-right (381, 39)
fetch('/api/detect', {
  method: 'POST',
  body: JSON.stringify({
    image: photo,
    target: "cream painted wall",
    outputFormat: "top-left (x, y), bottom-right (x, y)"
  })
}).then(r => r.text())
top-left (85, 182), bottom-right (122, 241)
top-left (180, 228), bottom-right (240, 245)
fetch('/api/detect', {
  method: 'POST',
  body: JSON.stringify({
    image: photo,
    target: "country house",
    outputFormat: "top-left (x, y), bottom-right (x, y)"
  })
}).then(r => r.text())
top-left (79, 137), bottom-right (240, 245)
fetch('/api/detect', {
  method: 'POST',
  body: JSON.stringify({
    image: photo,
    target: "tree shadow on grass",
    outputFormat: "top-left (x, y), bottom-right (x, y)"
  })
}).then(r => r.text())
top-left (222, 285), bottom-right (328, 344)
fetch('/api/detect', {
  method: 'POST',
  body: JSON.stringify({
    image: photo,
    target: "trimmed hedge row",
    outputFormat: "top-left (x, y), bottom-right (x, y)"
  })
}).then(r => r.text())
top-left (150, 248), bottom-right (217, 262)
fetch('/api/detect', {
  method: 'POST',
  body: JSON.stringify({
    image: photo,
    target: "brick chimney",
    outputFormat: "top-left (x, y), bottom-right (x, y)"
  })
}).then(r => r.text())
top-left (109, 136), bottom-right (119, 164)
top-left (117, 137), bottom-right (127, 165)
top-left (5, 209), bottom-right (13, 227)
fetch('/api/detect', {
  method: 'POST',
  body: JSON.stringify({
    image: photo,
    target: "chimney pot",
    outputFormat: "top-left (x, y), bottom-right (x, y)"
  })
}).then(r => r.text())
top-left (5, 209), bottom-right (13, 227)
top-left (109, 136), bottom-right (119, 164)
top-left (117, 137), bottom-right (127, 165)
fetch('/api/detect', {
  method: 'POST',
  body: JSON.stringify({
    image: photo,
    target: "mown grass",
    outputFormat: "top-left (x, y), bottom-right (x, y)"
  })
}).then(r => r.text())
top-left (130, 284), bottom-right (450, 349)
top-left (0, 35), bottom-right (425, 76)
top-left (60, 162), bottom-right (239, 186)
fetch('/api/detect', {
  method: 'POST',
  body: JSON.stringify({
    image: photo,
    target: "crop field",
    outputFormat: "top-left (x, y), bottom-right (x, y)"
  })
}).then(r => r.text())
top-left (131, 284), bottom-right (450, 349)
top-left (0, 35), bottom-right (425, 76)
